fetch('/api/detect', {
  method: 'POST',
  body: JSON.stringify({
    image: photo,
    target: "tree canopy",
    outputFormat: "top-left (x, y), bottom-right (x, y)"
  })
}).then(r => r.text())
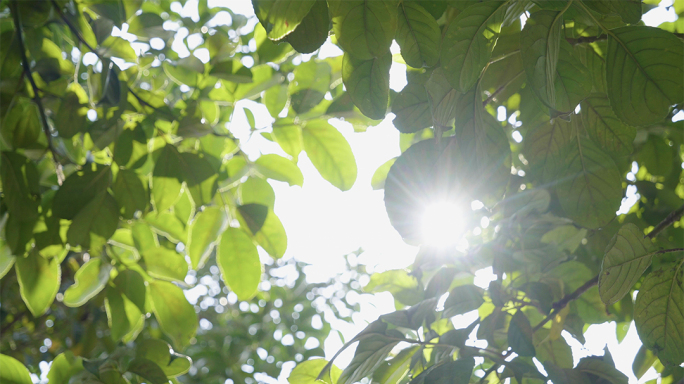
top-left (1, 0), bottom-right (683, 383)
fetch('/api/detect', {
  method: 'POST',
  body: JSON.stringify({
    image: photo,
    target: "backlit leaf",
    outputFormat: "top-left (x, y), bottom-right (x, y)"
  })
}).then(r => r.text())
top-left (0, 354), bottom-right (33, 384)
top-left (66, 191), bottom-right (119, 248)
top-left (112, 169), bottom-right (148, 220)
top-left (149, 280), bottom-right (197, 349)
top-left (302, 119), bottom-right (357, 191)
top-left (286, 0), bottom-right (330, 54)
top-left (599, 223), bottom-right (656, 305)
top-left (289, 358), bottom-right (341, 384)
top-left (634, 263), bottom-right (684, 365)
top-left (342, 52), bottom-right (391, 120)
top-left (142, 247), bottom-right (188, 282)
top-left (187, 207), bottom-right (228, 269)
top-left (329, 0), bottom-right (397, 60)
top-left (63, 258), bottom-right (112, 307)
top-left (254, 154), bottom-right (304, 187)
top-left (581, 93), bottom-right (635, 155)
top-left (15, 251), bottom-right (61, 316)
top-left (152, 145), bottom-right (183, 212)
top-left (396, 2), bottom-right (440, 68)
top-left (606, 26), bottom-right (684, 126)
top-left (252, 0), bottom-right (317, 41)
top-left (217, 228), bottom-right (262, 300)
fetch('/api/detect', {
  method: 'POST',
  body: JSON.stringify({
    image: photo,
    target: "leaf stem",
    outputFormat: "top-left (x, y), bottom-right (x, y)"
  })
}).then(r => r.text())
top-left (10, 1), bottom-right (64, 185)
top-left (532, 275), bottom-right (599, 332)
top-left (483, 70), bottom-right (524, 106)
top-left (646, 203), bottom-right (684, 239)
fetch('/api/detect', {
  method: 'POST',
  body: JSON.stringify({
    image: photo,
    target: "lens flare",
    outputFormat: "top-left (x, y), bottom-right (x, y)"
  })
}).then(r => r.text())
top-left (420, 202), bottom-right (466, 248)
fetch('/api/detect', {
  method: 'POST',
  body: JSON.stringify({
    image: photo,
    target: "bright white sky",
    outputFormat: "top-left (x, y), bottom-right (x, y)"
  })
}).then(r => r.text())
top-left (152, 1), bottom-right (681, 383)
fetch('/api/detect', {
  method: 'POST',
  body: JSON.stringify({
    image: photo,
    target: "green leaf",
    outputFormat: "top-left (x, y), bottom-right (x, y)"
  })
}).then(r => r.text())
top-left (152, 145), bottom-right (183, 212)
top-left (338, 332), bottom-right (402, 384)
top-left (634, 262), bottom-right (684, 365)
top-left (15, 251), bottom-right (60, 316)
top-left (0, 242), bottom-right (14, 279)
top-left (145, 212), bottom-right (187, 243)
top-left (239, 177), bottom-right (276, 207)
top-left (582, 0), bottom-right (642, 24)
top-left (575, 358), bottom-right (628, 384)
top-left (148, 280), bottom-right (198, 349)
top-left (524, 119), bottom-right (575, 182)
top-left (535, 330), bottom-right (573, 369)
top-left (253, 209), bottom-right (288, 259)
top-left (53, 165), bottom-right (112, 220)
top-left (372, 346), bottom-right (419, 384)
top-left (0, 98), bottom-right (41, 149)
top-left (263, 86), bottom-right (289, 117)
top-left (520, 10), bottom-right (564, 112)
top-left (217, 228), bottom-right (262, 301)
top-left (252, 0), bottom-right (317, 41)
top-left (371, 158), bottom-right (396, 190)
top-left (286, 0), bottom-right (330, 54)
top-left (424, 357), bottom-right (475, 384)
top-left (46, 352), bottom-right (84, 384)
top-left (580, 93), bottom-right (635, 155)
top-left (142, 247), bottom-right (188, 282)
top-left (66, 191), bottom-right (119, 248)
top-left (162, 56), bottom-right (204, 87)
top-left (441, 1), bottom-right (507, 92)
top-left (425, 67), bottom-right (460, 127)
top-left (127, 358), bottom-right (168, 384)
top-left (105, 287), bottom-right (144, 342)
top-left (237, 204), bottom-right (269, 234)
top-left (443, 285), bottom-right (485, 318)
top-left (271, 120), bottom-right (303, 161)
top-left (342, 52), bottom-right (391, 120)
top-left (606, 26), bottom-right (684, 126)
top-left (113, 269), bottom-right (147, 312)
top-left (112, 169), bottom-right (148, 220)
top-left (509, 311), bottom-right (536, 357)
top-left (63, 258), bottom-right (112, 307)
top-left (0, 152), bottom-right (39, 222)
top-left (329, 0), bottom-right (397, 60)
top-left (254, 154), bottom-right (304, 187)
top-left (179, 152), bottom-right (219, 207)
top-left (0, 354), bottom-right (33, 384)
top-left (391, 74), bottom-right (431, 133)
top-left (599, 223), bottom-right (656, 305)
top-left (209, 60), bottom-right (253, 83)
top-left (187, 206), bottom-right (228, 270)
top-left (637, 135), bottom-right (673, 176)
top-left (289, 358), bottom-right (342, 384)
top-left (136, 339), bottom-right (192, 377)
top-left (302, 119), bottom-right (357, 191)
top-left (556, 138), bottom-right (622, 229)
top-left (396, 2), bottom-right (440, 68)
top-left (54, 90), bottom-right (88, 138)
top-left (632, 345), bottom-right (657, 379)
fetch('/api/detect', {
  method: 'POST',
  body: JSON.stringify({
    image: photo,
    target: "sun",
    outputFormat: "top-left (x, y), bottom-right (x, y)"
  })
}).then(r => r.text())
top-left (420, 201), bottom-right (467, 248)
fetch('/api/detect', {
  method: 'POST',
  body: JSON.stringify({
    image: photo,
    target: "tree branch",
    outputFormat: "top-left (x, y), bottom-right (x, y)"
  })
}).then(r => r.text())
top-left (532, 275), bottom-right (599, 332)
top-left (646, 203), bottom-right (684, 239)
top-left (10, 1), bottom-right (64, 184)
top-left (567, 32), bottom-right (684, 45)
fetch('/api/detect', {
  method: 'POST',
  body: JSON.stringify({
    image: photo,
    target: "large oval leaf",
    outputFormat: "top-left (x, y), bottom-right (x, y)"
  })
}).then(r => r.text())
top-left (66, 191), bottom-right (119, 249)
top-left (0, 354), bottom-right (33, 384)
top-left (63, 258), bottom-right (112, 307)
top-left (254, 154), bottom-right (304, 187)
top-left (112, 169), bottom-right (148, 220)
top-left (217, 228), bottom-right (262, 301)
top-left (302, 120), bottom-right (357, 191)
top-left (286, 0), bottom-right (330, 54)
top-left (395, 2), bottom-right (440, 68)
top-left (187, 207), bottom-right (228, 269)
top-left (634, 263), bottom-right (684, 366)
top-left (0, 152), bottom-right (39, 222)
top-left (441, 1), bottom-right (507, 92)
top-left (149, 280), bottom-right (197, 349)
top-left (524, 119), bottom-right (575, 183)
top-left (15, 251), bottom-right (61, 316)
top-left (329, 0), bottom-right (397, 60)
top-left (556, 138), bottom-right (622, 229)
top-left (391, 73), bottom-right (431, 133)
top-left (142, 247), bottom-right (188, 282)
top-left (599, 223), bottom-right (655, 305)
top-left (152, 145), bottom-right (183, 212)
top-left (606, 26), bottom-right (684, 126)
top-left (342, 52), bottom-right (391, 120)
top-left (581, 93), bottom-right (635, 155)
top-left (252, 0), bottom-right (316, 41)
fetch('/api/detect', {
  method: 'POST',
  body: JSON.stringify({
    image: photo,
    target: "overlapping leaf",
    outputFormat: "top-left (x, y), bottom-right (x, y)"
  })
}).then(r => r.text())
top-left (342, 52), bottom-right (391, 120)
top-left (396, 2), bottom-right (440, 68)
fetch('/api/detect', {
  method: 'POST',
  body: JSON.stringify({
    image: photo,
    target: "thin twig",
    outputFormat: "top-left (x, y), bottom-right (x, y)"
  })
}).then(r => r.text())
top-left (646, 203), bottom-right (684, 239)
top-left (532, 275), bottom-right (599, 332)
top-left (566, 32), bottom-right (684, 45)
top-left (483, 70), bottom-right (524, 106)
top-left (11, 2), bottom-right (64, 184)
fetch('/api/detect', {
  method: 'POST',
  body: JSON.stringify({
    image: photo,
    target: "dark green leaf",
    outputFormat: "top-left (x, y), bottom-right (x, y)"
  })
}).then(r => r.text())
top-left (338, 332), bottom-right (402, 384)
top-left (127, 358), bottom-right (168, 384)
top-left (508, 311), bottom-right (536, 357)
top-left (329, 0), bottom-right (397, 60)
top-left (253, 0), bottom-right (317, 41)
top-left (342, 52), bottom-right (391, 120)
top-left (606, 26), bottom-right (684, 126)
top-left (637, 135), bottom-right (673, 176)
top-left (575, 358), bottom-right (628, 384)
top-left (391, 74), bottom-right (431, 133)
top-left (112, 169), bottom-right (148, 220)
top-left (423, 357), bottom-right (475, 384)
top-left (443, 285), bottom-right (485, 318)
top-left (396, 2), bottom-right (440, 68)
top-left (634, 263), bottom-right (684, 366)
top-left (286, 0), bottom-right (330, 54)
top-left (581, 93), bottom-right (635, 155)
top-left (441, 1), bottom-right (507, 92)
top-left (66, 192), bottom-right (119, 248)
top-left (53, 165), bottom-right (112, 220)
top-left (0, 152), bottom-right (39, 222)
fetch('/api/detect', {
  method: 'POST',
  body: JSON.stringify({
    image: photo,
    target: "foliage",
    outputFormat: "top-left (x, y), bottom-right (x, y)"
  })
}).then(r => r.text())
top-left (1, 0), bottom-right (684, 383)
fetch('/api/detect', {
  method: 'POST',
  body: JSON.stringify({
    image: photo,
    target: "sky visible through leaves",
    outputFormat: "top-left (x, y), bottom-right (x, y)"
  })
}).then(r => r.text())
top-left (13, 0), bottom-right (684, 382)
